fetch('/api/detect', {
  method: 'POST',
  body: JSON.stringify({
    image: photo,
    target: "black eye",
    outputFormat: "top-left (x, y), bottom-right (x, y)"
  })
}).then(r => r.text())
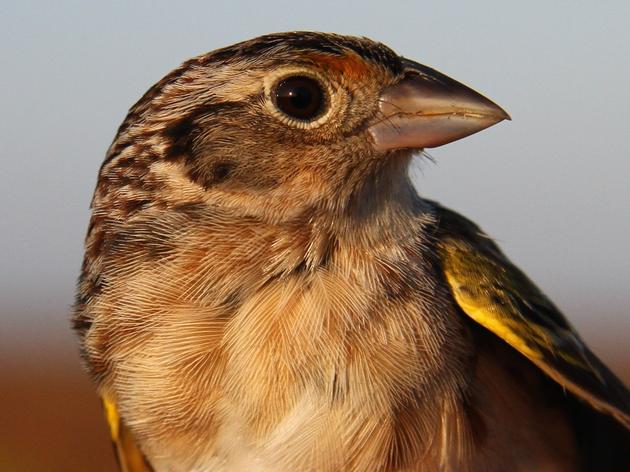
top-left (274, 76), bottom-right (326, 121)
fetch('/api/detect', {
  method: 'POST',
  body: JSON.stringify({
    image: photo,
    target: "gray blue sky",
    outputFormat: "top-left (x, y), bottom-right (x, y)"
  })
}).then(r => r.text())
top-left (1, 1), bottom-right (629, 365)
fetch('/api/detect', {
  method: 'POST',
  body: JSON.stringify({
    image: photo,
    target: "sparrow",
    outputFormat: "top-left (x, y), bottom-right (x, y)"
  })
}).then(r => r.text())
top-left (73, 32), bottom-right (630, 471)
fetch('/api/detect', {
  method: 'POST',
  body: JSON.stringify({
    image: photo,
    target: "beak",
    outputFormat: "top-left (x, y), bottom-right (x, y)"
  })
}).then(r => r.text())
top-left (368, 59), bottom-right (510, 152)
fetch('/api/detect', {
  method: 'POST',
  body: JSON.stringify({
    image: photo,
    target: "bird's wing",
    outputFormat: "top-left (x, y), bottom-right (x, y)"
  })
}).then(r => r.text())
top-left (102, 395), bottom-right (154, 472)
top-left (432, 202), bottom-right (630, 429)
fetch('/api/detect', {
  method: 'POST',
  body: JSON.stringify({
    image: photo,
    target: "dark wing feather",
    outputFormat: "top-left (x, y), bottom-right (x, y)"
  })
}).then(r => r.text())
top-left (432, 202), bottom-right (630, 429)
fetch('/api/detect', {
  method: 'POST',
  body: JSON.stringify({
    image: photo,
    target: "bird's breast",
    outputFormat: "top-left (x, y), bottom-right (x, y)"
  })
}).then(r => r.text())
top-left (93, 211), bottom-right (473, 470)
top-left (155, 257), bottom-right (470, 470)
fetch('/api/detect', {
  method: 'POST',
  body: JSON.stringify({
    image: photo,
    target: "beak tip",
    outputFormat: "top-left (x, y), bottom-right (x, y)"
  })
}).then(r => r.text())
top-left (499, 108), bottom-right (512, 122)
top-left (483, 98), bottom-right (511, 123)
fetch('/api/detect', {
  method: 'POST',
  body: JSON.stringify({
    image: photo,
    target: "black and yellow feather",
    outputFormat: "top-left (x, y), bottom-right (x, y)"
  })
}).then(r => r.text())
top-left (433, 202), bottom-right (630, 429)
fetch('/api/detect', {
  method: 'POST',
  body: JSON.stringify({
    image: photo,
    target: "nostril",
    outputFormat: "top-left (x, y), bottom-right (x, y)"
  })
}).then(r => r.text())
top-left (400, 59), bottom-right (455, 86)
top-left (403, 70), bottom-right (422, 80)
top-left (400, 59), bottom-right (427, 77)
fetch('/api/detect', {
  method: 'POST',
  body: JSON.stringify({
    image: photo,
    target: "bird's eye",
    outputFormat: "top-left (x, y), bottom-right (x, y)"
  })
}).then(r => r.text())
top-left (274, 76), bottom-right (326, 121)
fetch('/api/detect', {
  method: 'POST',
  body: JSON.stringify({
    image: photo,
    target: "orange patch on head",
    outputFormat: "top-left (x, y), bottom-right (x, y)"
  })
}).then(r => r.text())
top-left (307, 53), bottom-right (372, 81)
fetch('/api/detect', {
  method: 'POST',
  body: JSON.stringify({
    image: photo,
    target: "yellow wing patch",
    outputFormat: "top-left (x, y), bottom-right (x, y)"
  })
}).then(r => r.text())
top-left (102, 395), bottom-right (154, 472)
top-left (440, 239), bottom-right (557, 363)
top-left (433, 203), bottom-right (630, 429)
top-left (443, 271), bottom-right (542, 361)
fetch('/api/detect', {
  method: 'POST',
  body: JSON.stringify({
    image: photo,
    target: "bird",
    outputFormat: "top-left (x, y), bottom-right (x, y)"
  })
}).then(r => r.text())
top-left (73, 32), bottom-right (630, 471)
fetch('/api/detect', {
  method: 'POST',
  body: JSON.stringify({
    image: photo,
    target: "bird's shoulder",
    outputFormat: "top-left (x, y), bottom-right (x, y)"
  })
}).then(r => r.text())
top-left (427, 200), bottom-right (630, 431)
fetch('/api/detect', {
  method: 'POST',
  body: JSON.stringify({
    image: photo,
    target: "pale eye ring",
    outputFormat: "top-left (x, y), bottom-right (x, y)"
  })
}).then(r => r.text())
top-left (273, 76), bottom-right (327, 121)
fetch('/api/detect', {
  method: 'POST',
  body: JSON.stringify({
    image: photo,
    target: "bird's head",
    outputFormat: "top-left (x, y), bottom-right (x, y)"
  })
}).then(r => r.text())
top-left (96, 32), bottom-right (508, 224)
top-left (76, 34), bottom-right (509, 435)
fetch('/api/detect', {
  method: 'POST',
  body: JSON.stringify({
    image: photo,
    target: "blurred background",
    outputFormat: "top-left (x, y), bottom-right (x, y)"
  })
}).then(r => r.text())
top-left (2, 1), bottom-right (629, 470)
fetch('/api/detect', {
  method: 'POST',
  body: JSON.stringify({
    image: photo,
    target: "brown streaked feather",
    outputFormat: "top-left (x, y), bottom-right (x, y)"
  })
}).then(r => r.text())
top-left (432, 201), bottom-right (630, 430)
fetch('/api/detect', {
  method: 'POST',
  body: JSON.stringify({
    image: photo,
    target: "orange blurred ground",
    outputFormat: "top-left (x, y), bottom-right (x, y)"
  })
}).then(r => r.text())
top-left (1, 355), bottom-right (117, 472)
